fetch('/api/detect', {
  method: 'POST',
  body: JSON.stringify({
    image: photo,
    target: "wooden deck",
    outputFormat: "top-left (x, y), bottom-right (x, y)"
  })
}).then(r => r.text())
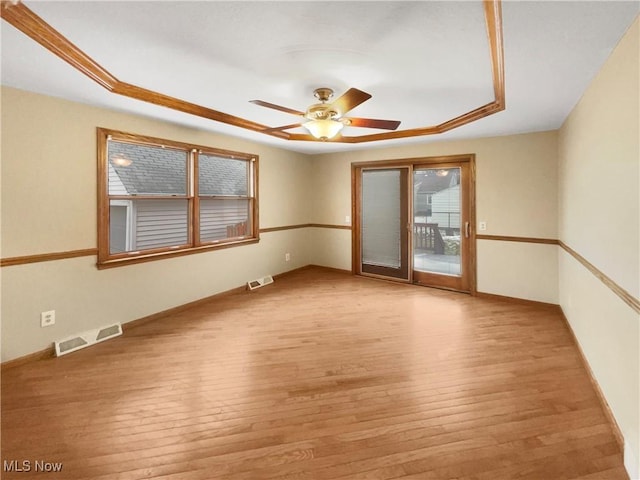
top-left (1, 267), bottom-right (627, 479)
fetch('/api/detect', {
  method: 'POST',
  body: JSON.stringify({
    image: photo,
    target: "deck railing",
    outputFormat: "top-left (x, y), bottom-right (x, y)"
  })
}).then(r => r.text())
top-left (414, 223), bottom-right (445, 255)
top-left (226, 221), bottom-right (247, 238)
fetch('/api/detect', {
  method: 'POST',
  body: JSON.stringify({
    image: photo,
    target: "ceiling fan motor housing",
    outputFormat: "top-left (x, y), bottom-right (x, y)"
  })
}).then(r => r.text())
top-left (306, 88), bottom-right (339, 121)
top-left (313, 87), bottom-right (334, 102)
top-left (306, 103), bottom-right (339, 121)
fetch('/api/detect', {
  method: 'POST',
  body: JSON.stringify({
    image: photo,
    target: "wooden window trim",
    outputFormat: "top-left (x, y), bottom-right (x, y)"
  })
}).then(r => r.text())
top-left (97, 128), bottom-right (259, 269)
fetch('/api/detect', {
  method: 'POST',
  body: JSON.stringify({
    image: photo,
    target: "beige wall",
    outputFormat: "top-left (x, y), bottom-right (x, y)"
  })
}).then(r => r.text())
top-left (1, 87), bottom-right (313, 361)
top-left (477, 241), bottom-right (558, 302)
top-left (310, 130), bottom-right (560, 303)
top-left (308, 228), bottom-right (353, 270)
top-left (558, 18), bottom-right (639, 478)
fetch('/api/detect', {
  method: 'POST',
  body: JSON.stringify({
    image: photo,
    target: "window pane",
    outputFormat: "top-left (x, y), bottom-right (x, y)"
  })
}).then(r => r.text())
top-left (109, 203), bottom-right (129, 254)
top-left (109, 199), bottom-right (188, 254)
top-left (200, 198), bottom-right (250, 243)
top-left (199, 154), bottom-right (248, 196)
top-left (362, 170), bottom-right (401, 268)
top-left (108, 140), bottom-right (187, 195)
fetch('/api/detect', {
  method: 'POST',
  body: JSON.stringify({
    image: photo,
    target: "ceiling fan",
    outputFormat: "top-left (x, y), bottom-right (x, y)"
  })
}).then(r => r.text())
top-left (250, 87), bottom-right (401, 141)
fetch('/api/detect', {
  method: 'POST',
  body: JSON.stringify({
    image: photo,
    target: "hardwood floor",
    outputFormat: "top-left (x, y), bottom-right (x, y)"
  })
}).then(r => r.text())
top-left (1, 267), bottom-right (627, 479)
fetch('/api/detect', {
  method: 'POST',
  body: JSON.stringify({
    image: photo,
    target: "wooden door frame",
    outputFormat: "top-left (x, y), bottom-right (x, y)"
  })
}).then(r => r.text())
top-left (351, 154), bottom-right (477, 294)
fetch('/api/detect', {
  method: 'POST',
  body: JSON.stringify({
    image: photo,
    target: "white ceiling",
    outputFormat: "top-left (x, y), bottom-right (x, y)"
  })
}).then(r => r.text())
top-left (1, 1), bottom-right (638, 154)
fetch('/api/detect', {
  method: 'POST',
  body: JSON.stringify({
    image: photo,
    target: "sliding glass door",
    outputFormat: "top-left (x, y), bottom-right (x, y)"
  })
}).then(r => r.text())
top-left (353, 156), bottom-right (475, 293)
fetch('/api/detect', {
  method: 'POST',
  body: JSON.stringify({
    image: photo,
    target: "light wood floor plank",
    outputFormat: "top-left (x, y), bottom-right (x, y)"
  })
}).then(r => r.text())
top-left (1, 267), bottom-right (626, 479)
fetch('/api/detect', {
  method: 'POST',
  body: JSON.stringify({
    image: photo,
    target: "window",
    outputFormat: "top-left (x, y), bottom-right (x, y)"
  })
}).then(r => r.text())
top-left (97, 128), bottom-right (258, 268)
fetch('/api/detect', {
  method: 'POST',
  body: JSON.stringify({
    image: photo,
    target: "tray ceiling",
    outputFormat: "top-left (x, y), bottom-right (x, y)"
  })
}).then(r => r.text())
top-left (1, 1), bottom-right (638, 153)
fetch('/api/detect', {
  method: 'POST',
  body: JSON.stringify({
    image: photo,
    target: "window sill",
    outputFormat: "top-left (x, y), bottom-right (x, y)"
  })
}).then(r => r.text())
top-left (97, 237), bottom-right (260, 269)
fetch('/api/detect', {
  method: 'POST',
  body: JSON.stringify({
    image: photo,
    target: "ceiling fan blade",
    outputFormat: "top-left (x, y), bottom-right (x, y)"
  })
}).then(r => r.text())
top-left (345, 117), bottom-right (401, 130)
top-left (262, 123), bottom-right (303, 133)
top-left (331, 88), bottom-right (372, 115)
top-left (249, 100), bottom-right (304, 116)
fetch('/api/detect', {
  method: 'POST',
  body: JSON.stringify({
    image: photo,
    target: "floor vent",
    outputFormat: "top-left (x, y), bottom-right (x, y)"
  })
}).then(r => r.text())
top-left (54, 323), bottom-right (123, 357)
top-left (247, 275), bottom-right (274, 291)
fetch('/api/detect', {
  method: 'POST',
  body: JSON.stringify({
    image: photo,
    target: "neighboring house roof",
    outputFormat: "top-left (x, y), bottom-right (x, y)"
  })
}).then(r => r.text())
top-left (199, 154), bottom-right (248, 196)
top-left (108, 163), bottom-right (128, 195)
top-left (415, 171), bottom-right (459, 194)
top-left (109, 141), bottom-right (247, 196)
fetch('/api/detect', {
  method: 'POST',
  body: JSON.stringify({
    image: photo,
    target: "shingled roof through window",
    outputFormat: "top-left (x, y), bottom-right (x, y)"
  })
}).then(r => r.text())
top-left (109, 141), bottom-right (248, 196)
top-left (199, 153), bottom-right (248, 196)
top-left (414, 170), bottom-right (460, 194)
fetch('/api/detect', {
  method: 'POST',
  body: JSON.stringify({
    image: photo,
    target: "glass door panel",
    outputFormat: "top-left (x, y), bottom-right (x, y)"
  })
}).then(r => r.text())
top-left (413, 167), bottom-right (461, 276)
top-left (360, 168), bottom-right (409, 280)
top-left (413, 163), bottom-right (472, 292)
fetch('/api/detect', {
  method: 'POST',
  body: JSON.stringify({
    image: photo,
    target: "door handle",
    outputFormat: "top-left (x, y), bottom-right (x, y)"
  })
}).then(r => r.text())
top-left (465, 221), bottom-right (470, 238)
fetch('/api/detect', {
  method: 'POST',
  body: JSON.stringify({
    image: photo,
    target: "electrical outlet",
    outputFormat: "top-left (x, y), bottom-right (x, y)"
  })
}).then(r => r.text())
top-left (285, 253), bottom-right (290, 262)
top-left (345, 215), bottom-right (351, 224)
top-left (41, 310), bottom-right (55, 327)
top-left (479, 221), bottom-right (487, 231)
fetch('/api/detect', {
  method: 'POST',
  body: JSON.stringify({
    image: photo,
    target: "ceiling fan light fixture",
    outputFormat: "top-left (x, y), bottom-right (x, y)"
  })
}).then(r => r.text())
top-left (304, 119), bottom-right (343, 141)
